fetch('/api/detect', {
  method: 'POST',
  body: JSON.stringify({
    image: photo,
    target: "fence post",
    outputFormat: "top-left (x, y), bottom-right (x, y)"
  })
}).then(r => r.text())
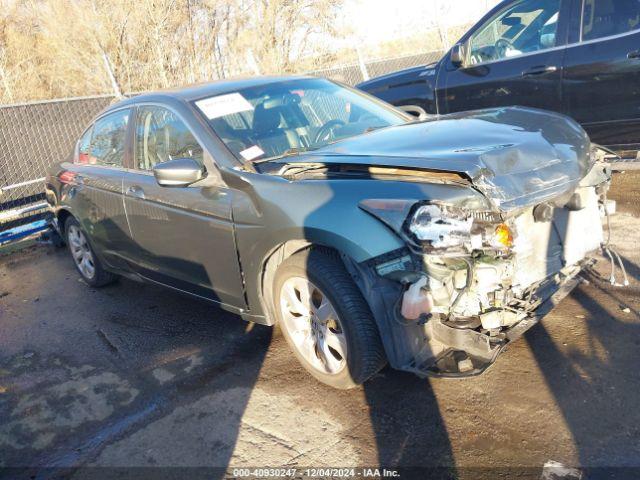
top-left (101, 52), bottom-right (123, 99)
top-left (246, 49), bottom-right (262, 76)
top-left (356, 47), bottom-right (370, 82)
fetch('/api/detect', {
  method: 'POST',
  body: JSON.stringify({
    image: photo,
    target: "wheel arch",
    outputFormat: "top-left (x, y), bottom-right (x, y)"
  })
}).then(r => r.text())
top-left (258, 239), bottom-right (362, 326)
top-left (249, 213), bottom-right (405, 325)
top-left (56, 208), bottom-right (74, 237)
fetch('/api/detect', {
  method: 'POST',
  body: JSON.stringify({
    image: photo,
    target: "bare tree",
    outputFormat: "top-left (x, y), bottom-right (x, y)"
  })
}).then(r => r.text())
top-left (431, 0), bottom-right (452, 51)
top-left (0, 0), bottom-right (345, 103)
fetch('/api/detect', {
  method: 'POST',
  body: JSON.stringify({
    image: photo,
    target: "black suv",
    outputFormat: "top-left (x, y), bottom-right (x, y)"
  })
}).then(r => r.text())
top-left (358, 0), bottom-right (640, 157)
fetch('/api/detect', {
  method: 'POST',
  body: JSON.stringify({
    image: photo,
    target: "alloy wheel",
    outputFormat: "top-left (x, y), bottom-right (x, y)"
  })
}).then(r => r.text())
top-left (279, 276), bottom-right (347, 375)
top-left (67, 225), bottom-right (96, 280)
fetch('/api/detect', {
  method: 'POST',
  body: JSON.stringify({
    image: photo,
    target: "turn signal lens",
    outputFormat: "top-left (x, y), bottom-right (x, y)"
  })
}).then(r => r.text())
top-left (494, 223), bottom-right (513, 248)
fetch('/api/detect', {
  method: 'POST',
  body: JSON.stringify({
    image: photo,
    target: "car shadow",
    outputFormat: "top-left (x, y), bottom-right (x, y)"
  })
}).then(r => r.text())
top-left (523, 171), bottom-right (640, 477)
top-left (80, 262), bottom-right (275, 479)
top-left (362, 372), bottom-right (456, 478)
top-left (524, 278), bottom-right (640, 477)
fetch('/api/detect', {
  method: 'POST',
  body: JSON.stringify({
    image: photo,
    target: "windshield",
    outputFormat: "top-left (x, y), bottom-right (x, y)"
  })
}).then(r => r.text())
top-left (193, 78), bottom-right (409, 162)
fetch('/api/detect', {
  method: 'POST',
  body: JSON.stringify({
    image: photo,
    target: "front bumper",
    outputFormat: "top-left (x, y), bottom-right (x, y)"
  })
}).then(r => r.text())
top-left (404, 262), bottom-right (587, 377)
top-left (347, 253), bottom-right (590, 378)
top-left (347, 189), bottom-right (606, 378)
top-left (345, 160), bottom-right (612, 378)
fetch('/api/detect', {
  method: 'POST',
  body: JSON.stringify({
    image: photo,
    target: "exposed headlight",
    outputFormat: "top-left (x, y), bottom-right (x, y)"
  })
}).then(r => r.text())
top-left (410, 205), bottom-right (514, 251)
top-left (409, 203), bottom-right (473, 249)
top-left (359, 199), bottom-right (512, 252)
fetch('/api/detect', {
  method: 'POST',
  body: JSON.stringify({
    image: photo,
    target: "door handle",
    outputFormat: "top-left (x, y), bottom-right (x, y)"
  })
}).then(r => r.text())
top-left (522, 65), bottom-right (558, 76)
top-left (628, 50), bottom-right (640, 59)
top-left (126, 185), bottom-right (145, 199)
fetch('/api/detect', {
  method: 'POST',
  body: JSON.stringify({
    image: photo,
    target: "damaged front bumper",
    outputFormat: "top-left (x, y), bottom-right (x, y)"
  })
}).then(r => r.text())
top-left (349, 249), bottom-right (591, 378)
top-left (350, 162), bottom-right (612, 378)
top-left (404, 262), bottom-right (586, 377)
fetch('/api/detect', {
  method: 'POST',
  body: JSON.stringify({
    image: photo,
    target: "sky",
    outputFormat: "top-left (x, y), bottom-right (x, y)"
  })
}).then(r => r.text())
top-left (344, 0), bottom-right (501, 46)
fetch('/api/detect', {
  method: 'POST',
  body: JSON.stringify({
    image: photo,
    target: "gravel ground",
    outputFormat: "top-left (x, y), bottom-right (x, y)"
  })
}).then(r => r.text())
top-left (0, 171), bottom-right (639, 480)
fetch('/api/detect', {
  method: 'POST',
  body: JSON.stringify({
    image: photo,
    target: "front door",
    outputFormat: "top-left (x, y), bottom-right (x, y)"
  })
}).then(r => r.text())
top-left (440, 0), bottom-right (570, 115)
top-left (563, 0), bottom-right (640, 152)
top-left (122, 104), bottom-right (246, 309)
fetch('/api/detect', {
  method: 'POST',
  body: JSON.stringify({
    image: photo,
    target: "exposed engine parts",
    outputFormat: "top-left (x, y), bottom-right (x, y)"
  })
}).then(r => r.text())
top-left (370, 160), bottom-right (621, 377)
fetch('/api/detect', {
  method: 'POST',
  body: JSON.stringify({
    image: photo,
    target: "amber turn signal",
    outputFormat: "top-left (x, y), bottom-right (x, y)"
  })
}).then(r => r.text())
top-left (494, 223), bottom-right (513, 248)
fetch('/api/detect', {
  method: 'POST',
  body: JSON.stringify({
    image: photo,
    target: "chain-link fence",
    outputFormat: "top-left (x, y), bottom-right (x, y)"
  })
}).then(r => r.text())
top-left (0, 95), bottom-right (118, 231)
top-left (0, 50), bottom-right (444, 234)
top-left (308, 51), bottom-right (443, 86)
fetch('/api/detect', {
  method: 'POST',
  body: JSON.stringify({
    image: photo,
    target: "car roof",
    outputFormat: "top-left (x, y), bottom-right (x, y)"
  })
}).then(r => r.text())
top-left (101, 75), bottom-right (314, 114)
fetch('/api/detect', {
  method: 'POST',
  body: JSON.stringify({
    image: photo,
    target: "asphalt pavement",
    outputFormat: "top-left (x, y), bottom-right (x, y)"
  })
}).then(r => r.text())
top-left (1, 171), bottom-right (639, 480)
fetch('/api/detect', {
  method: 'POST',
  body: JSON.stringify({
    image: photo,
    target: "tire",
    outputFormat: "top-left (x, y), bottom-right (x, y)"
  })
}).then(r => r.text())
top-left (273, 248), bottom-right (387, 389)
top-left (64, 217), bottom-right (117, 288)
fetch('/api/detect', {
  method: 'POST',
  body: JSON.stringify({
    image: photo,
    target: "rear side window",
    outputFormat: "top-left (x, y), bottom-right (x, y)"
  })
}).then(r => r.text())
top-left (135, 106), bottom-right (203, 171)
top-left (582, 0), bottom-right (640, 41)
top-left (76, 128), bottom-right (92, 165)
top-left (89, 109), bottom-right (130, 167)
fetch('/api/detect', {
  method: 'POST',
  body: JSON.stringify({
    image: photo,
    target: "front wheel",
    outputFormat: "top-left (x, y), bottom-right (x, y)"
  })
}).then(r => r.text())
top-left (273, 249), bottom-right (387, 389)
top-left (65, 217), bottom-right (117, 287)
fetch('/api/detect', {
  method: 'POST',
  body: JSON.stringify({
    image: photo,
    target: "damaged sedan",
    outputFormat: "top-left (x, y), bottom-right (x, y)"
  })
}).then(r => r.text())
top-left (47, 76), bottom-right (615, 388)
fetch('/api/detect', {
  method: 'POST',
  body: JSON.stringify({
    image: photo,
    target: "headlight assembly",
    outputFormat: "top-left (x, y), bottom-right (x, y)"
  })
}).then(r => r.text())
top-left (359, 199), bottom-right (512, 253)
top-left (409, 203), bottom-right (473, 249)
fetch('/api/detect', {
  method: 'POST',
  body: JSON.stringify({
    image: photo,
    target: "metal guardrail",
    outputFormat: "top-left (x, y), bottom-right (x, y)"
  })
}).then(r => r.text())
top-left (0, 219), bottom-right (50, 247)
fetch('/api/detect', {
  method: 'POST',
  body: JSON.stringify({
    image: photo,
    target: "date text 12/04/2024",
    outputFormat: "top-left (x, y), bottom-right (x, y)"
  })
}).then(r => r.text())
top-left (231, 468), bottom-right (401, 477)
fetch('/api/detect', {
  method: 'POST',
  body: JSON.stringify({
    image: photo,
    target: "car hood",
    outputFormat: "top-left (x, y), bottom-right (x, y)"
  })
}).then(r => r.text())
top-left (285, 107), bottom-right (593, 213)
top-left (356, 62), bottom-right (438, 91)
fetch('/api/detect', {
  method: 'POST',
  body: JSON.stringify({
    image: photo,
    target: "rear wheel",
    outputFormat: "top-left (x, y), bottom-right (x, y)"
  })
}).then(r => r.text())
top-left (274, 249), bottom-right (386, 389)
top-left (65, 217), bottom-right (117, 287)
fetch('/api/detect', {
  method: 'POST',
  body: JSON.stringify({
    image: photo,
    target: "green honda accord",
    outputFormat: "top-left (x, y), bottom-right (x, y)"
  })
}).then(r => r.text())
top-left (47, 76), bottom-right (611, 388)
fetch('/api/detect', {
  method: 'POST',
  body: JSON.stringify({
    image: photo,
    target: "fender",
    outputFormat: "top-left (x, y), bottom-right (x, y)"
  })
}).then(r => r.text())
top-left (224, 170), bottom-right (408, 321)
top-left (357, 62), bottom-right (440, 114)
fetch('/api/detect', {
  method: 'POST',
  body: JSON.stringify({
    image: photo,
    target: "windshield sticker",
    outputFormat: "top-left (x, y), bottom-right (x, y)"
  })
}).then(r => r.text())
top-left (239, 145), bottom-right (265, 161)
top-left (195, 93), bottom-right (253, 120)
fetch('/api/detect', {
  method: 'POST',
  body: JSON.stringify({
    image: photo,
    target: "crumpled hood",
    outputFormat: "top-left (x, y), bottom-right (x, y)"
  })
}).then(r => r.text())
top-left (287, 107), bottom-right (593, 212)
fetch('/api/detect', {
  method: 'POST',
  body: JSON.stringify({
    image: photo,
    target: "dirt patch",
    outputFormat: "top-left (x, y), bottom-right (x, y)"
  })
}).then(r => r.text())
top-left (609, 169), bottom-right (640, 216)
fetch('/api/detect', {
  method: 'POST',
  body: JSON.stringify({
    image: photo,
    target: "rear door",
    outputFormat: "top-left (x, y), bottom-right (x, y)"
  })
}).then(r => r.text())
top-left (440, 0), bottom-right (571, 114)
top-left (122, 104), bottom-right (246, 309)
top-left (70, 109), bottom-right (134, 270)
top-left (562, 0), bottom-right (640, 152)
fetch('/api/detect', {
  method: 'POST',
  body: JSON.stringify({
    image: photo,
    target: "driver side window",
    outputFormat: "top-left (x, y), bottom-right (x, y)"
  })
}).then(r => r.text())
top-left (135, 106), bottom-right (204, 171)
top-left (467, 0), bottom-right (561, 65)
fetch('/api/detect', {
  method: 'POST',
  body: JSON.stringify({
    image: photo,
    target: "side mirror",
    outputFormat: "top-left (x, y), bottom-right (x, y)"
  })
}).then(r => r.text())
top-left (501, 16), bottom-right (521, 27)
top-left (153, 158), bottom-right (205, 187)
top-left (450, 43), bottom-right (466, 68)
top-left (397, 105), bottom-right (430, 121)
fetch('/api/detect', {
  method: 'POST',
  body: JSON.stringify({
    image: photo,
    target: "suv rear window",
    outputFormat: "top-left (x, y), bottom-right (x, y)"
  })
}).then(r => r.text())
top-left (582, 0), bottom-right (640, 41)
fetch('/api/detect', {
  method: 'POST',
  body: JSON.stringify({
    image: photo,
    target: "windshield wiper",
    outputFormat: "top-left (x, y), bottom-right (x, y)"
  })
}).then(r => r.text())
top-left (251, 147), bottom-right (317, 164)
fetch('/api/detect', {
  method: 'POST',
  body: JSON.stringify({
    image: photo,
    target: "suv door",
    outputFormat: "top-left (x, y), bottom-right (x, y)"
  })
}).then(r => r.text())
top-left (71, 109), bottom-right (134, 270)
top-left (122, 104), bottom-right (246, 309)
top-left (563, 0), bottom-right (640, 153)
top-left (439, 0), bottom-right (571, 114)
